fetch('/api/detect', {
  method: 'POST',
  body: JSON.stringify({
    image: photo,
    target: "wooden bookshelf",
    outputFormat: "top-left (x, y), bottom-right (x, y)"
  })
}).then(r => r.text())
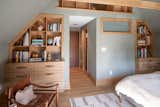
top-left (135, 20), bottom-right (160, 74)
top-left (6, 14), bottom-right (68, 91)
top-left (136, 20), bottom-right (153, 59)
top-left (59, 0), bottom-right (132, 13)
top-left (8, 14), bottom-right (64, 63)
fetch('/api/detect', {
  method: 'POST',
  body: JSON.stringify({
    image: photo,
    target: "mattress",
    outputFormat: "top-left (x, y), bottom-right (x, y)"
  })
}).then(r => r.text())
top-left (115, 72), bottom-right (160, 107)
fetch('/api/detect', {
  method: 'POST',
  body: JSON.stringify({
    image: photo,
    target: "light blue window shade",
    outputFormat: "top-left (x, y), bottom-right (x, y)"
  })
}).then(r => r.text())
top-left (103, 21), bottom-right (129, 32)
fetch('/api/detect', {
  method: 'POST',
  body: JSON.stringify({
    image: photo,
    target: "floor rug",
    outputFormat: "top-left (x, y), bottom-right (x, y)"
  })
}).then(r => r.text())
top-left (70, 93), bottom-right (134, 107)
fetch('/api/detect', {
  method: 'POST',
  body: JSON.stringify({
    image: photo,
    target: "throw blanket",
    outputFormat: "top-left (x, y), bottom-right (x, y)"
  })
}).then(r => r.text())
top-left (116, 73), bottom-right (160, 107)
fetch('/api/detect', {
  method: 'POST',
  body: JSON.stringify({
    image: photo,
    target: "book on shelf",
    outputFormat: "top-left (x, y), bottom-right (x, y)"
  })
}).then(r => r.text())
top-left (13, 51), bottom-right (29, 62)
top-left (42, 50), bottom-right (47, 61)
top-left (48, 23), bottom-right (62, 32)
top-left (23, 32), bottom-right (29, 46)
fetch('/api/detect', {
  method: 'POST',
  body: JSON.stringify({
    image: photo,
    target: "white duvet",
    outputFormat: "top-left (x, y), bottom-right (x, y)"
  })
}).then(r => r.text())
top-left (115, 72), bottom-right (160, 107)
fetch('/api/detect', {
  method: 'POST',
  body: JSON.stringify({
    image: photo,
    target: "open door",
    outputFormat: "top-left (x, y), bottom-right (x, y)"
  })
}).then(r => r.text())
top-left (70, 31), bottom-right (79, 67)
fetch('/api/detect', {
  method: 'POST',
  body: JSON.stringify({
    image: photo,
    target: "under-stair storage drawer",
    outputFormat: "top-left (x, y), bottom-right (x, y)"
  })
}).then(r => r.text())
top-left (5, 61), bottom-right (65, 90)
top-left (137, 58), bottom-right (160, 74)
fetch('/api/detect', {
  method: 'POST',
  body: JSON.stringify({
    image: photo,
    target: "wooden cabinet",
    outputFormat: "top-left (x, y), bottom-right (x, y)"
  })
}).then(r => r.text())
top-left (136, 58), bottom-right (160, 74)
top-left (135, 20), bottom-right (159, 74)
top-left (6, 13), bottom-right (67, 90)
top-left (5, 61), bottom-right (65, 90)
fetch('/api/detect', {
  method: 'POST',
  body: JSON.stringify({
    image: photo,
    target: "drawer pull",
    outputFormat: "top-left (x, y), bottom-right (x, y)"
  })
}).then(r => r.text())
top-left (45, 65), bottom-right (54, 68)
top-left (45, 73), bottom-right (54, 75)
top-left (16, 66), bottom-right (27, 69)
top-left (16, 75), bottom-right (25, 78)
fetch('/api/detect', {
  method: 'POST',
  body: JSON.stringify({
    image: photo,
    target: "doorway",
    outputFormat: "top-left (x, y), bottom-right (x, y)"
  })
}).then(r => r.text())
top-left (70, 31), bottom-right (80, 68)
top-left (69, 15), bottom-right (95, 89)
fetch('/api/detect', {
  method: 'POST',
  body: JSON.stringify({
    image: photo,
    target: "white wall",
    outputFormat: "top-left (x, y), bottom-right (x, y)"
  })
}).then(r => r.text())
top-left (87, 19), bottom-right (97, 79)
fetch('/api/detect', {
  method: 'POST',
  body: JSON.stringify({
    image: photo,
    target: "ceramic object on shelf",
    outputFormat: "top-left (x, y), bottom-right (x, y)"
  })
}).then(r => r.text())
top-left (47, 38), bottom-right (53, 45)
top-left (23, 32), bottom-right (29, 46)
top-left (38, 25), bottom-right (43, 31)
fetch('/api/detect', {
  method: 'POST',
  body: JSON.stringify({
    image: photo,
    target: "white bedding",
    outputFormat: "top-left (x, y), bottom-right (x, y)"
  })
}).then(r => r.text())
top-left (115, 72), bottom-right (160, 107)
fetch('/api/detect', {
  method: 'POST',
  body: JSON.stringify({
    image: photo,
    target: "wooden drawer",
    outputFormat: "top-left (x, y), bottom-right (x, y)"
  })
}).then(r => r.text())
top-left (31, 72), bottom-right (64, 81)
top-left (137, 58), bottom-right (160, 73)
top-left (5, 61), bottom-right (65, 90)
top-left (32, 80), bottom-right (64, 89)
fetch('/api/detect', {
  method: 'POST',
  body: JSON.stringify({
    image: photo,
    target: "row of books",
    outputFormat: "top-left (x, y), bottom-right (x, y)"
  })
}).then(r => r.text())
top-left (48, 23), bottom-right (62, 32)
top-left (13, 51), bottom-right (29, 62)
top-left (137, 48), bottom-right (148, 58)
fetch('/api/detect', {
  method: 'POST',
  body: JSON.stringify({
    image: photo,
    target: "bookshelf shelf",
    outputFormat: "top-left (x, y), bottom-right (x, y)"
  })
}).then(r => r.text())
top-left (30, 31), bottom-right (46, 35)
top-left (46, 31), bottom-right (61, 35)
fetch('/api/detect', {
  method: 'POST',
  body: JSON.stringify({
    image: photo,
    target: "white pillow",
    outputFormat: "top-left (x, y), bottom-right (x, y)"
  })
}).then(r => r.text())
top-left (15, 85), bottom-right (37, 105)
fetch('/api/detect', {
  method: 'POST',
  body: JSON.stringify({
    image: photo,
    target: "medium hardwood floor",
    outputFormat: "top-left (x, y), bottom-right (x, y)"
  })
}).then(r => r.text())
top-left (0, 68), bottom-right (114, 107)
top-left (59, 67), bottom-right (114, 107)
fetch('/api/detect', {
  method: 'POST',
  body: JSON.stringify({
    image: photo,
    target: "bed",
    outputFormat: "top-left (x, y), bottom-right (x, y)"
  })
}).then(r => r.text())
top-left (115, 72), bottom-right (160, 107)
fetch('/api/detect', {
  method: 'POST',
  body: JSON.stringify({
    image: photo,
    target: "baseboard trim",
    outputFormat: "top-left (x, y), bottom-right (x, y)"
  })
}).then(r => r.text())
top-left (84, 71), bottom-right (96, 85)
top-left (84, 71), bottom-right (124, 87)
top-left (96, 76), bottom-right (124, 87)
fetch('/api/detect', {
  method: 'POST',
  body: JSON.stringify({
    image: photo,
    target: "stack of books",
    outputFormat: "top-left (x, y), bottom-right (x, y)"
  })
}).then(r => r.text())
top-left (29, 58), bottom-right (42, 62)
top-left (32, 39), bottom-right (44, 46)
top-left (48, 23), bottom-right (62, 32)
top-left (138, 40), bottom-right (146, 46)
top-left (13, 51), bottom-right (29, 62)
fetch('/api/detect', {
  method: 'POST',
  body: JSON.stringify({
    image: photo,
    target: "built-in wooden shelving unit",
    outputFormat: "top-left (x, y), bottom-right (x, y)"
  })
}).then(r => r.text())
top-left (135, 20), bottom-right (160, 74)
top-left (6, 14), bottom-right (68, 90)
top-left (8, 14), bottom-right (64, 63)
top-left (136, 20), bottom-right (153, 59)
top-left (59, 0), bottom-right (132, 13)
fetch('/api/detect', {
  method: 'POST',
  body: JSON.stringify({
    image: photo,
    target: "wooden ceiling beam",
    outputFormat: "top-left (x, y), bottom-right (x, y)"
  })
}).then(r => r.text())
top-left (63, 0), bottom-right (160, 10)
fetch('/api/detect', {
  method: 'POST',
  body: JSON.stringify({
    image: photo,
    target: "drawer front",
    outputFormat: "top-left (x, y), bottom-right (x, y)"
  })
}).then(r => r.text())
top-left (32, 81), bottom-right (64, 89)
top-left (137, 58), bottom-right (160, 73)
top-left (5, 61), bottom-right (65, 89)
top-left (31, 72), bottom-right (64, 81)
top-left (5, 73), bottom-right (28, 81)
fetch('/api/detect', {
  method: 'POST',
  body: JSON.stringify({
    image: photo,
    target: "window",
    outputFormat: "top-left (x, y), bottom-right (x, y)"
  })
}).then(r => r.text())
top-left (101, 18), bottom-right (132, 35)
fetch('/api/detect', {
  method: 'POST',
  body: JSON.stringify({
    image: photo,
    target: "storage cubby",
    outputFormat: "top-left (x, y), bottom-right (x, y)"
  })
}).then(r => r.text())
top-left (59, 0), bottom-right (132, 13)
top-left (8, 14), bottom-right (64, 63)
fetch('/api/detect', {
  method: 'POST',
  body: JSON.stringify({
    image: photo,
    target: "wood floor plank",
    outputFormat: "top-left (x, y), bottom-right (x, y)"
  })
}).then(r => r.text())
top-left (59, 68), bottom-right (113, 107)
